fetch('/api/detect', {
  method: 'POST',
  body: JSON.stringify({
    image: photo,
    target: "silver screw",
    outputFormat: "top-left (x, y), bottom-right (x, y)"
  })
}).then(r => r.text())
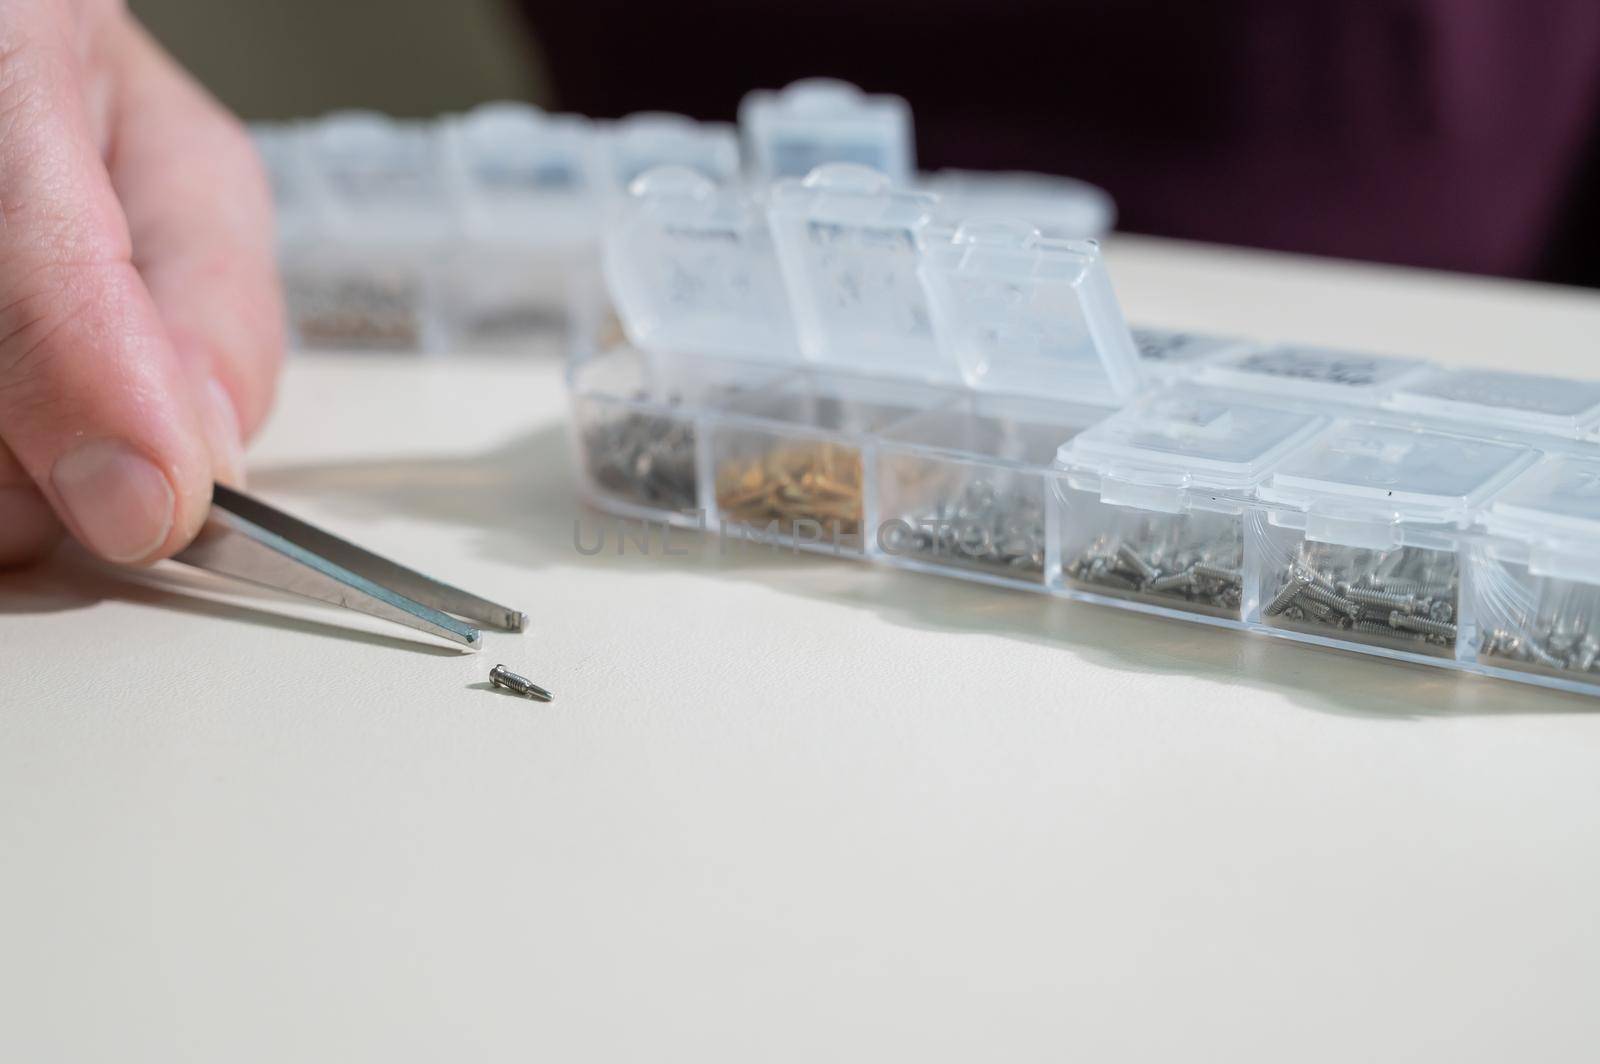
top-left (1294, 562), bottom-right (1340, 595)
top-left (1574, 636), bottom-right (1600, 673)
top-left (1149, 569), bottom-right (1195, 593)
top-left (490, 665), bottom-right (553, 702)
top-left (1192, 562), bottom-right (1242, 586)
top-left (1366, 576), bottom-right (1423, 595)
top-left (1355, 619), bottom-right (1422, 640)
top-left (1301, 582), bottom-right (1361, 619)
top-left (1116, 543), bottom-right (1159, 585)
top-left (1389, 612), bottom-right (1456, 643)
top-left (1341, 585), bottom-right (1419, 614)
top-left (1264, 573), bottom-right (1307, 616)
top-left (1522, 638), bottom-right (1566, 671)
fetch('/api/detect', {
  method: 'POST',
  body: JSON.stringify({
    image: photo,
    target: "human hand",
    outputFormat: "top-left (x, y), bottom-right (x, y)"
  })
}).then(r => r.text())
top-left (0, 0), bottom-right (282, 567)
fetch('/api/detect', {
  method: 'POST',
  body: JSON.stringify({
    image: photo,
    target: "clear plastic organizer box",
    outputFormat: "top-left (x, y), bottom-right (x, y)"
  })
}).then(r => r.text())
top-left (570, 162), bottom-right (1600, 697)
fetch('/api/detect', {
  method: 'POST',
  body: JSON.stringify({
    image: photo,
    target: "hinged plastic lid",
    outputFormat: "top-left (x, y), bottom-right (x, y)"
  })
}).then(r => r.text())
top-left (1480, 453), bottom-right (1600, 544)
top-left (306, 111), bottom-right (445, 204)
top-left (604, 167), bottom-right (799, 362)
top-left (446, 103), bottom-right (595, 244)
top-left (920, 170), bottom-right (1115, 240)
top-left (596, 113), bottom-right (740, 195)
top-left (767, 163), bottom-right (957, 382)
top-left (449, 103), bottom-right (591, 193)
top-left (919, 220), bottom-right (1141, 405)
top-left (1259, 419), bottom-right (1537, 528)
top-left (1057, 391), bottom-right (1327, 499)
top-left (1197, 343), bottom-right (1432, 405)
top-left (1479, 453), bottom-right (1600, 585)
top-left (304, 112), bottom-right (455, 245)
top-left (304, 112), bottom-right (452, 243)
top-left (1385, 367), bottom-right (1600, 439)
top-left (739, 78), bottom-right (914, 183)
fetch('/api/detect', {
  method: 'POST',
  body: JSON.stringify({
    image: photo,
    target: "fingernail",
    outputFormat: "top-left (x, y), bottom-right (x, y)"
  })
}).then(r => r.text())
top-left (51, 441), bottom-right (176, 564)
top-left (203, 377), bottom-right (246, 487)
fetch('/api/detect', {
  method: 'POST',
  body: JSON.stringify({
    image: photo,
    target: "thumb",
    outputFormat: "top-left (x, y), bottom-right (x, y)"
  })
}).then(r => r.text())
top-left (0, 8), bottom-right (212, 564)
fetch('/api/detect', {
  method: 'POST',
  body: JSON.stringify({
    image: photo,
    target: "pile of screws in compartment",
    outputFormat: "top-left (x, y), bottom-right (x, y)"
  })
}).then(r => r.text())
top-left (885, 478), bottom-right (1046, 580)
top-left (1066, 525), bottom-right (1244, 613)
top-left (583, 405), bottom-right (699, 512)
top-left (1482, 624), bottom-right (1600, 677)
top-left (1234, 350), bottom-right (1387, 388)
top-left (1266, 545), bottom-right (1458, 649)
top-left (715, 441), bottom-right (863, 540)
top-left (1479, 580), bottom-right (1600, 679)
top-left (288, 272), bottom-right (424, 348)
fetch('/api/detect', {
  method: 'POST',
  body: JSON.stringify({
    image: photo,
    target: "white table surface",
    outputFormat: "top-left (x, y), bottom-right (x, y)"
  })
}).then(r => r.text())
top-left (6, 235), bottom-right (1600, 1062)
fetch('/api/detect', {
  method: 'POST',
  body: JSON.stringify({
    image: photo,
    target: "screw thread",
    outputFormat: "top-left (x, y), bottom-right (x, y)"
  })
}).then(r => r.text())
top-left (1389, 612), bottom-right (1457, 640)
top-left (1342, 585), bottom-right (1418, 613)
top-left (1192, 562), bottom-right (1242, 585)
top-left (1301, 582), bottom-right (1361, 618)
top-left (1264, 574), bottom-right (1307, 616)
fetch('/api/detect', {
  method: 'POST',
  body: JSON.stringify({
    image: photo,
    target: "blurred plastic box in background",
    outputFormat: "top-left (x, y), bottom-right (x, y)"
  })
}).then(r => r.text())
top-left (254, 79), bottom-right (1114, 353)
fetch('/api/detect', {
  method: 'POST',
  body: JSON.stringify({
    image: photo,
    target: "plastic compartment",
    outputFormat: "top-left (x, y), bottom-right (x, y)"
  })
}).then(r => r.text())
top-left (1472, 453), bottom-right (1600, 687)
top-left (569, 347), bottom-right (788, 524)
top-left (446, 103), bottom-right (596, 242)
top-left (1055, 392), bottom-right (1326, 620)
top-left (767, 164), bottom-right (955, 382)
top-left (710, 373), bottom-right (957, 553)
top-left (1196, 343), bottom-right (1432, 406)
top-left (286, 112), bottom-right (455, 351)
top-left (281, 252), bottom-right (440, 351)
top-left (919, 170), bottom-right (1115, 240)
top-left (1384, 367), bottom-right (1600, 441)
top-left (1131, 328), bottom-right (1256, 381)
top-left (876, 398), bottom-right (1112, 587)
top-left (919, 222), bottom-right (1141, 404)
top-left (441, 103), bottom-right (600, 344)
top-left (739, 78), bottom-right (914, 183)
top-left (593, 113), bottom-right (740, 200)
top-left (305, 111), bottom-right (452, 234)
top-left (1255, 420), bottom-right (1538, 657)
top-left (569, 349), bottom-right (702, 521)
top-left (604, 167), bottom-right (799, 361)
top-left (438, 244), bottom-right (579, 348)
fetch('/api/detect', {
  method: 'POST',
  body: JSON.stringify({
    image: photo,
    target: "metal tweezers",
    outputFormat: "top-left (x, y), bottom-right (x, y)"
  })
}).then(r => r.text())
top-left (174, 484), bottom-right (525, 650)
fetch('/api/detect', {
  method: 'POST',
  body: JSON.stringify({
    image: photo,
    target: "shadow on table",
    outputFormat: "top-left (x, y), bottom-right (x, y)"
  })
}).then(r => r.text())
top-left (3, 420), bottom-right (1587, 716)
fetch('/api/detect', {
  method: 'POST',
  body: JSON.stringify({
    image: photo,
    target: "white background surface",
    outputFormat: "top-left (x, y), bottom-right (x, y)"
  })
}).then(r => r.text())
top-left (5, 236), bottom-right (1600, 1062)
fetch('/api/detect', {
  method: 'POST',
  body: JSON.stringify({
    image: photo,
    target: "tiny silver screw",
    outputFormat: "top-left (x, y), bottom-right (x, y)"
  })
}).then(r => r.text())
top-left (490, 665), bottom-right (554, 702)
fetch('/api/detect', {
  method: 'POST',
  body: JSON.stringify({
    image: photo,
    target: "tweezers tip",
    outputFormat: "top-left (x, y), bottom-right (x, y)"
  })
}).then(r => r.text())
top-left (506, 610), bottom-right (529, 633)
